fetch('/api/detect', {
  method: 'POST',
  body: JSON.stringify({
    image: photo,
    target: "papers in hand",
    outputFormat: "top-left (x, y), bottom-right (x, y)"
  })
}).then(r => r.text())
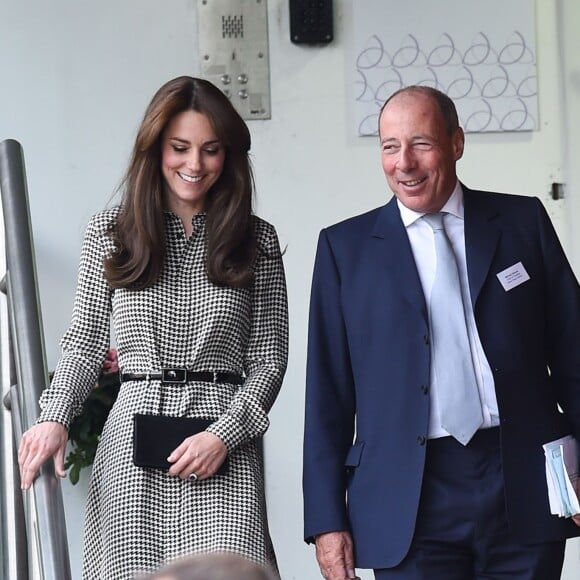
top-left (543, 435), bottom-right (580, 518)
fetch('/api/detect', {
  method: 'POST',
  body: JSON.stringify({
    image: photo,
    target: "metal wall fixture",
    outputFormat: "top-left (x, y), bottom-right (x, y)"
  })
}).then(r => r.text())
top-left (289, 0), bottom-right (333, 45)
top-left (198, 0), bottom-right (271, 120)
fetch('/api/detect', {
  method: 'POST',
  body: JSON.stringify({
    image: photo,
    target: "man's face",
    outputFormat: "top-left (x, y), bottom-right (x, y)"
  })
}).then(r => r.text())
top-left (379, 92), bottom-right (464, 214)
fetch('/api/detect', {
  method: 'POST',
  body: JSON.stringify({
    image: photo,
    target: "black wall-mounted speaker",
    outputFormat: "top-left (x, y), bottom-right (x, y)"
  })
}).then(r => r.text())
top-left (290, 0), bottom-right (333, 45)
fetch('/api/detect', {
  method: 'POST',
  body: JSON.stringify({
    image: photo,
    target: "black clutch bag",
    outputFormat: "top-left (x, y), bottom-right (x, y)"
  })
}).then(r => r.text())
top-left (132, 413), bottom-right (228, 474)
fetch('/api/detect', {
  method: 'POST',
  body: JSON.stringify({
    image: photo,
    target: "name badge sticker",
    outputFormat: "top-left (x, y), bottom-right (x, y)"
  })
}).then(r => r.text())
top-left (496, 261), bottom-right (530, 291)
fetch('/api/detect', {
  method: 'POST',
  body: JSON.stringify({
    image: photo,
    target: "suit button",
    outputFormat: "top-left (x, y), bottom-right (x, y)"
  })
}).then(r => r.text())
top-left (417, 435), bottom-right (426, 445)
top-left (421, 385), bottom-right (429, 395)
top-left (423, 334), bottom-right (429, 345)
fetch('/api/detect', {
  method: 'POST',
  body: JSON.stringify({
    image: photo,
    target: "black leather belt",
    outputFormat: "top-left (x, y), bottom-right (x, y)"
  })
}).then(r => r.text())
top-left (120, 369), bottom-right (244, 385)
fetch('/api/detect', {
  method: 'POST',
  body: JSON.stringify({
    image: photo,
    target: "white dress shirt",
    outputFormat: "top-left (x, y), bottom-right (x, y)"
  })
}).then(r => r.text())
top-left (397, 182), bottom-right (500, 439)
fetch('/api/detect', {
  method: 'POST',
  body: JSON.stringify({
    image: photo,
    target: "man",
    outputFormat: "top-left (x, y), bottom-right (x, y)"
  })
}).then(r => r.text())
top-left (303, 86), bottom-right (580, 580)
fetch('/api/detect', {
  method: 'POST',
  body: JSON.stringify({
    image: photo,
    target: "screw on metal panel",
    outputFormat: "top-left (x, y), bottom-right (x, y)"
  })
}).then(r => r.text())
top-left (204, 54), bottom-right (210, 60)
top-left (238, 89), bottom-right (248, 99)
top-left (258, 52), bottom-right (263, 58)
top-left (221, 74), bottom-right (231, 85)
top-left (237, 74), bottom-right (248, 84)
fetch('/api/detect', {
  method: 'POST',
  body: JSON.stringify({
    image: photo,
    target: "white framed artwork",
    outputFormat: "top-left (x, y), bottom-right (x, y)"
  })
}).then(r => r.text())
top-left (354, 0), bottom-right (537, 135)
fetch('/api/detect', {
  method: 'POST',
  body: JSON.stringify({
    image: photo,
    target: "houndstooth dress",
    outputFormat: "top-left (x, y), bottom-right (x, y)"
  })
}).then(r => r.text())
top-left (37, 208), bottom-right (289, 580)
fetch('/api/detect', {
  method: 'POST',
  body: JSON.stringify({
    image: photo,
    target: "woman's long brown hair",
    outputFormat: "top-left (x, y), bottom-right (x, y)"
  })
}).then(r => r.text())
top-left (104, 76), bottom-right (257, 290)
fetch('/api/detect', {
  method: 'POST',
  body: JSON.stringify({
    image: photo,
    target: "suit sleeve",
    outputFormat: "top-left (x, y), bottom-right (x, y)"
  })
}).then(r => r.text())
top-left (536, 199), bottom-right (580, 434)
top-left (303, 229), bottom-right (356, 542)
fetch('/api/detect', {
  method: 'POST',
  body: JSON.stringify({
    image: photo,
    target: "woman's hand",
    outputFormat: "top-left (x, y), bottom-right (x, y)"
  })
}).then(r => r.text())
top-left (167, 431), bottom-right (228, 481)
top-left (18, 421), bottom-right (68, 490)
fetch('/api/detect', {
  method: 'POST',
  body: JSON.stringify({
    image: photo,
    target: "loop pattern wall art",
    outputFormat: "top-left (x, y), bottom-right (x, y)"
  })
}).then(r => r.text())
top-left (354, 0), bottom-right (537, 135)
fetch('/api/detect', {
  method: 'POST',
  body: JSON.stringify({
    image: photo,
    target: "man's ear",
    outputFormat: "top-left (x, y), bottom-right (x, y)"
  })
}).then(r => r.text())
top-left (453, 128), bottom-right (465, 161)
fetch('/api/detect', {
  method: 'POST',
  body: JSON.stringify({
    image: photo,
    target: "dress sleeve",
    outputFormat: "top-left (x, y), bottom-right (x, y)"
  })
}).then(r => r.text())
top-left (37, 213), bottom-right (114, 428)
top-left (206, 222), bottom-right (289, 451)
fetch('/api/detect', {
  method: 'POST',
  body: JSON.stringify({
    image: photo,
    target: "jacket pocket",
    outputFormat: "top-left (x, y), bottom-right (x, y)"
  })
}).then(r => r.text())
top-left (344, 441), bottom-right (365, 469)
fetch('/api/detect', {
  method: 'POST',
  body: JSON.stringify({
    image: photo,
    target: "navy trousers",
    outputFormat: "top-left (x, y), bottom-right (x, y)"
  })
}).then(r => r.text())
top-left (374, 428), bottom-right (565, 580)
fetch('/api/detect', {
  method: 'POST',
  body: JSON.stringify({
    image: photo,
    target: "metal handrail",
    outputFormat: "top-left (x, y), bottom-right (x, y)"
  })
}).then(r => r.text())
top-left (0, 267), bottom-right (29, 579)
top-left (0, 139), bottom-right (72, 579)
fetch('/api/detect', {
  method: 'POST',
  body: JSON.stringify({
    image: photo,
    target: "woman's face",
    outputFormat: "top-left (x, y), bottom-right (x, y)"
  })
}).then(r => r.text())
top-left (161, 110), bottom-right (226, 215)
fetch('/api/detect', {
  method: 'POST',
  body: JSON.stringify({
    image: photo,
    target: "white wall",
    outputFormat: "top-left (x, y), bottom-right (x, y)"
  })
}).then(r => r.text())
top-left (1, 1), bottom-right (579, 578)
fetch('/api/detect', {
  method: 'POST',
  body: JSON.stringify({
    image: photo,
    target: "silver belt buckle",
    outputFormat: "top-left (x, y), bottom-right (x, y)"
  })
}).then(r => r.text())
top-left (161, 368), bottom-right (187, 384)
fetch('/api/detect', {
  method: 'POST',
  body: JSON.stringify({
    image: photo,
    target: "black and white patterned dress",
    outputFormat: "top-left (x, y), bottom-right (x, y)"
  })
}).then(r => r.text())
top-left (38, 208), bottom-right (289, 580)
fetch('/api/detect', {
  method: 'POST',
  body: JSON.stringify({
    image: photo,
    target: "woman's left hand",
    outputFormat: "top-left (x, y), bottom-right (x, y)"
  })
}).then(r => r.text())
top-left (167, 431), bottom-right (228, 481)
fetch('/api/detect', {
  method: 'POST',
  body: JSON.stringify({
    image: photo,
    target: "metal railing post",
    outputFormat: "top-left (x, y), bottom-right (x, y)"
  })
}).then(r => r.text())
top-left (0, 139), bottom-right (72, 580)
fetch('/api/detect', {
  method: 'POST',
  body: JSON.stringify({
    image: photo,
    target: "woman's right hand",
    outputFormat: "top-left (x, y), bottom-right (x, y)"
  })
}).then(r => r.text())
top-left (18, 421), bottom-right (68, 490)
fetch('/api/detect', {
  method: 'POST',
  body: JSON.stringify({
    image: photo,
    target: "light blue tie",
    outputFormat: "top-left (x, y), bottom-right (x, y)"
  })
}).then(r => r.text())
top-left (423, 212), bottom-right (483, 445)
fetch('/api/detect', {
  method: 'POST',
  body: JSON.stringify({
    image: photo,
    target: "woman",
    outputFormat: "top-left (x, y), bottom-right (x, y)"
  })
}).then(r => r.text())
top-left (18, 76), bottom-right (288, 579)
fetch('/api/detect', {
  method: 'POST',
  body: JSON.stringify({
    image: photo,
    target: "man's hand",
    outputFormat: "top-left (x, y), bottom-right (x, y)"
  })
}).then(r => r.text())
top-left (315, 530), bottom-right (357, 580)
top-left (572, 514), bottom-right (580, 527)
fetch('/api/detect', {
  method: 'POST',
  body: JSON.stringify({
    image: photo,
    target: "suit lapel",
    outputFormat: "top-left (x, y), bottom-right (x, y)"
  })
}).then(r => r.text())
top-left (463, 187), bottom-right (502, 308)
top-left (371, 198), bottom-right (428, 320)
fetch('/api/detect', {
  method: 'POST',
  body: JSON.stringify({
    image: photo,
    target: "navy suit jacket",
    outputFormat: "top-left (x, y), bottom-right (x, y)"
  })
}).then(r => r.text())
top-left (303, 187), bottom-right (580, 569)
